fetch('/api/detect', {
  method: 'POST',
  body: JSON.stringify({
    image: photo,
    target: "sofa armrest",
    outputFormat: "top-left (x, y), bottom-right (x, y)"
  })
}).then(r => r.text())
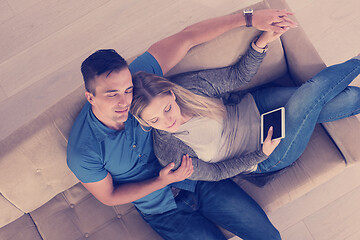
top-left (268, 0), bottom-right (360, 166)
top-left (267, 0), bottom-right (326, 85)
top-left (322, 118), bottom-right (360, 166)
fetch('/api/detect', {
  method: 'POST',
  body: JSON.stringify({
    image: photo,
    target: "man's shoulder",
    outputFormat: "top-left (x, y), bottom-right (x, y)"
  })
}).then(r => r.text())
top-left (66, 103), bottom-right (106, 182)
top-left (128, 51), bottom-right (163, 76)
top-left (67, 102), bottom-right (98, 152)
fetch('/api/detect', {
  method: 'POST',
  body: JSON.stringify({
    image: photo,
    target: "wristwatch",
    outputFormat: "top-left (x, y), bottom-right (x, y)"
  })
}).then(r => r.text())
top-left (243, 8), bottom-right (253, 27)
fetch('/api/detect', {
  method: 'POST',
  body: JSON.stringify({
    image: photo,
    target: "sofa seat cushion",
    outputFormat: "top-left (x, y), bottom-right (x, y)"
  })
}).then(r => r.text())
top-left (0, 194), bottom-right (23, 228)
top-left (233, 124), bottom-right (346, 213)
top-left (0, 214), bottom-right (41, 240)
top-left (30, 183), bottom-right (162, 240)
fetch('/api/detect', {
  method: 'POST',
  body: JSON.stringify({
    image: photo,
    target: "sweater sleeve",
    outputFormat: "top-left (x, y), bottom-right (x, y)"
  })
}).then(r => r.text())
top-left (153, 130), bottom-right (268, 181)
top-left (169, 45), bottom-right (266, 98)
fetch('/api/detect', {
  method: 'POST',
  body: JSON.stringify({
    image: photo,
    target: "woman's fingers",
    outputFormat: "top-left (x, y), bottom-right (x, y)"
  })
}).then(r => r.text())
top-left (265, 126), bottom-right (274, 142)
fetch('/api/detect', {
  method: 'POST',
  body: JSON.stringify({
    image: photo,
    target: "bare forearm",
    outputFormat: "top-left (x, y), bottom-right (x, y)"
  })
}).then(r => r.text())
top-left (148, 13), bottom-right (246, 74)
top-left (182, 13), bottom-right (246, 48)
top-left (82, 173), bottom-right (170, 207)
top-left (106, 177), bottom-right (167, 206)
top-left (104, 158), bottom-right (193, 206)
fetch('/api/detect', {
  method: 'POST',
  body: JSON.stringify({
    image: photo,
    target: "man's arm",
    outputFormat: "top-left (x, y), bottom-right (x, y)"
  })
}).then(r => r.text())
top-left (81, 156), bottom-right (193, 206)
top-left (148, 9), bottom-right (296, 74)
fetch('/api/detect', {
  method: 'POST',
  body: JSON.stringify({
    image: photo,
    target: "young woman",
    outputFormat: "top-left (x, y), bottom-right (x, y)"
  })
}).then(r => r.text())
top-left (130, 30), bottom-right (360, 181)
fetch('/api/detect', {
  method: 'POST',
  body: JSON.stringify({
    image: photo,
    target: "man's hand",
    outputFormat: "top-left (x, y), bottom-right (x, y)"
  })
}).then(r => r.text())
top-left (253, 9), bottom-right (297, 33)
top-left (158, 154), bottom-right (194, 184)
top-left (262, 126), bottom-right (281, 156)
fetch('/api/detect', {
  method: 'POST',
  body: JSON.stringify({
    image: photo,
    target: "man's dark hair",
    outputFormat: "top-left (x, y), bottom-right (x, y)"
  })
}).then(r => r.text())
top-left (81, 49), bottom-right (128, 95)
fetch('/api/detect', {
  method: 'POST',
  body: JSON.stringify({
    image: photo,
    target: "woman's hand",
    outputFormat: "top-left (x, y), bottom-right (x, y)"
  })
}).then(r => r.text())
top-left (255, 27), bottom-right (291, 49)
top-left (262, 126), bottom-right (281, 156)
top-left (158, 154), bottom-right (194, 184)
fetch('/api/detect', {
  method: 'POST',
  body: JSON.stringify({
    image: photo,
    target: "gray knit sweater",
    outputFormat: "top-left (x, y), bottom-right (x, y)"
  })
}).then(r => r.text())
top-left (153, 45), bottom-right (268, 181)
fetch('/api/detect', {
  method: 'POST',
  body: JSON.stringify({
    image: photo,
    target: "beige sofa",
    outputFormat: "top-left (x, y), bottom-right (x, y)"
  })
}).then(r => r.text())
top-left (1, 0), bottom-right (359, 239)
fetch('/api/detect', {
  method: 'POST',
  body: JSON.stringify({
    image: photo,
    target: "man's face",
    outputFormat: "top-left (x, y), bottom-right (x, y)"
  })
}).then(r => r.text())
top-left (86, 68), bottom-right (133, 130)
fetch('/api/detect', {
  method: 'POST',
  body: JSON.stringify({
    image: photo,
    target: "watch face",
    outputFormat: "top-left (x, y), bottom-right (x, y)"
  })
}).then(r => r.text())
top-left (244, 8), bottom-right (253, 14)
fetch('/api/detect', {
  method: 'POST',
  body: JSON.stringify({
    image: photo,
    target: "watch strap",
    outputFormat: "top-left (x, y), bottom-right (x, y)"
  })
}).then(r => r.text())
top-left (243, 8), bottom-right (253, 27)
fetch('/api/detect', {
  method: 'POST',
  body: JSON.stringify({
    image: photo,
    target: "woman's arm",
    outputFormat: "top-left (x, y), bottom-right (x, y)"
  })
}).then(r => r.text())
top-left (170, 41), bottom-right (266, 98)
top-left (153, 130), bottom-right (268, 181)
top-left (170, 30), bottom-right (291, 98)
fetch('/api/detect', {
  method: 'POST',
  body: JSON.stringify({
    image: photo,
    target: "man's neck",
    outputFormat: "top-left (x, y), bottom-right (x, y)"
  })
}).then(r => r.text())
top-left (91, 107), bottom-right (126, 131)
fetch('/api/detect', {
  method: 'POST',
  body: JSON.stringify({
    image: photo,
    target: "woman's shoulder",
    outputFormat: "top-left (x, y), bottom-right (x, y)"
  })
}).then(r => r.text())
top-left (152, 129), bottom-right (177, 144)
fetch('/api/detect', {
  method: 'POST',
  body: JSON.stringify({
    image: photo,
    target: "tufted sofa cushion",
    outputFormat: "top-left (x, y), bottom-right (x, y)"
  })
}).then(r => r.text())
top-left (0, 107), bottom-right (79, 214)
top-left (29, 183), bottom-right (162, 240)
top-left (0, 194), bottom-right (23, 229)
top-left (0, 214), bottom-right (41, 240)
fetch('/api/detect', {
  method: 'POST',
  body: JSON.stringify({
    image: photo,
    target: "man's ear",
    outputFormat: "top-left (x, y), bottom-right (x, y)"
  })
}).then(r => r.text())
top-left (85, 91), bottom-right (94, 104)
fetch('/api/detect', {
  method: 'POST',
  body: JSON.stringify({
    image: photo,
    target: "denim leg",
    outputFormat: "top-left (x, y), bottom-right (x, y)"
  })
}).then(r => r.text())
top-left (255, 58), bottom-right (360, 172)
top-left (138, 191), bottom-right (227, 240)
top-left (252, 86), bottom-right (360, 122)
top-left (317, 86), bottom-right (360, 122)
top-left (197, 180), bottom-right (281, 240)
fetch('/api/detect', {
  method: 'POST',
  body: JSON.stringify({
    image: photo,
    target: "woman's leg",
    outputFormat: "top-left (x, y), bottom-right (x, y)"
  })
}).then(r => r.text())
top-left (252, 86), bottom-right (360, 123)
top-left (253, 57), bottom-right (360, 173)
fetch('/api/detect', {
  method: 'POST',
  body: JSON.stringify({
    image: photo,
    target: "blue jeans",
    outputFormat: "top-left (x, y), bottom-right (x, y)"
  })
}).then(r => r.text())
top-left (251, 57), bottom-right (360, 173)
top-left (138, 179), bottom-right (281, 240)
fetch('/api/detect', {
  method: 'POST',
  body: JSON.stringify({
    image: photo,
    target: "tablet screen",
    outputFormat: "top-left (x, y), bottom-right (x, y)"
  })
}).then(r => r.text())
top-left (262, 108), bottom-right (283, 143)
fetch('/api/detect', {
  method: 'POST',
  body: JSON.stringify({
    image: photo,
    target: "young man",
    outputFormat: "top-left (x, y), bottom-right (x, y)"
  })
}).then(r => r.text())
top-left (67, 9), bottom-right (296, 240)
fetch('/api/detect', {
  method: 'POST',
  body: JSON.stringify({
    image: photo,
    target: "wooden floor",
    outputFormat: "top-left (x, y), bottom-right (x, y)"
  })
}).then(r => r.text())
top-left (1, 0), bottom-right (359, 239)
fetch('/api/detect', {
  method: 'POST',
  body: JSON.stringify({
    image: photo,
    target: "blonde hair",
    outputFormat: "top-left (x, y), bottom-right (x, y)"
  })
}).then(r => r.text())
top-left (130, 71), bottom-right (226, 128)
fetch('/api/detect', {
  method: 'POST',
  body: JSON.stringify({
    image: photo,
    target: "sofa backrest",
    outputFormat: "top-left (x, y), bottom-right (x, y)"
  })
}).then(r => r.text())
top-left (0, 86), bottom-right (85, 226)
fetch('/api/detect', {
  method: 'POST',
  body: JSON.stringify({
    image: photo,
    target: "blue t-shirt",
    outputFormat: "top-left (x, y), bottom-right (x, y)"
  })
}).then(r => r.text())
top-left (67, 52), bottom-right (195, 215)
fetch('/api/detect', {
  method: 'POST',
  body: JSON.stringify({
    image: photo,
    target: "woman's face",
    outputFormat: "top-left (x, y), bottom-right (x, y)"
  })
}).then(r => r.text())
top-left (140, 92), bottom-right (183, 133)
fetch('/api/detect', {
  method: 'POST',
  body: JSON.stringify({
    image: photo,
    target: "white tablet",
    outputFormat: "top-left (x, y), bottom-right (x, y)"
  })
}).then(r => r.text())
top-left (261, 107), bottom-right (285, 144)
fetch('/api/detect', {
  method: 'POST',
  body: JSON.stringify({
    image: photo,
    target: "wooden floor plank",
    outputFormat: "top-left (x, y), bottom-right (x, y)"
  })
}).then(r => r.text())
top-left (191, 0), bottom-right (259, 11)
top-left (0, 0), bottom-right (156, 98)
top-left (281, 221), bottom-right (314, 240)
top-left (344, 230), bottom-right (360, 240)
top-left (268, 164), bottom-right (360, 231)
top-left (286, 0), bottom-right (315, 12)
top-left (0, 86), bottom-right (6, 102)
top-left (99, 1), bottom-right (218, 59)
top-left (293, 0), bottom-right (360, 43)
top-left (312, 16), bottom-right (360, 66)
top-left (6, 0), bottom-right (42, 15)
top-left (304, 186), bottom-right (360, 240)
top-left (0, 0), bottom-right (13, 24)
top-left (0, 0), bottom-right (111, 64)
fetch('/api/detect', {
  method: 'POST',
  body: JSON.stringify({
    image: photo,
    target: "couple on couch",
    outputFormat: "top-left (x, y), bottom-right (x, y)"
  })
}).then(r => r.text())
top-left (67, 8), bottom-right (360, 240)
